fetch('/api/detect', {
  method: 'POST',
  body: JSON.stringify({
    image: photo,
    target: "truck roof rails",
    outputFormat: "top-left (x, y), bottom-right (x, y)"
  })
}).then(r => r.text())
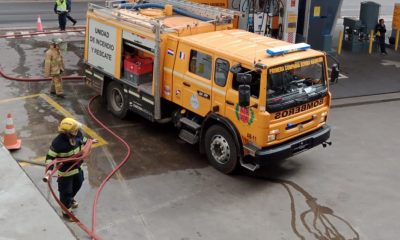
top-left (104, 0), bottom-right (240, 25)
top-left (147, 0), bottom-right (240, 23)
top-left (89, 3), bottom-right (164, 31)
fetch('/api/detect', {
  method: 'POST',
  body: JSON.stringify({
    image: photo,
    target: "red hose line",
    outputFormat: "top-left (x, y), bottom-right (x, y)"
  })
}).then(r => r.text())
top-left (0, 66), bottom-right (84, 82)
top-left (44, 141), bottom-right (101, 239)
top-left (44, 95), bottom-right (132, 240)
top-left (87, 95), bottom-right (132, 237)
top-left (0, 64), bottom-right (132, 239)
top-left (0, 28), bottom-right (85, 39)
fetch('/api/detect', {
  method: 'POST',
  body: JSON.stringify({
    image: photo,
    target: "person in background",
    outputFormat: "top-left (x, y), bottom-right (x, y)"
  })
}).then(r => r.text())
top-left (44, 38), bottom-right (65, 98)
top-left (66, 0), bottom-right (77, 26)
top-left (375, 18), bottom-right (388, 55)
top-left (45, 118), bottom-right (87, 221)
top-left (54, 0), bottom-right (68, 31)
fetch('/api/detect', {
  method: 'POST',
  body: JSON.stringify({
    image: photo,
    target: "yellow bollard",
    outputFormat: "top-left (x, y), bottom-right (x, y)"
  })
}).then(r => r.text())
top-left (337, 31), bottom-right (343, 55)
top-left (395, 29), bottom-right (400, 51)
top-left (368, 30), bottom-right (374, 54)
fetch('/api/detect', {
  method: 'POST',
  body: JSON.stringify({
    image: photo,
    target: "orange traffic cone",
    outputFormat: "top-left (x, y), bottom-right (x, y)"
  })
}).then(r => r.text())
top-left (2, 113), bottom-right (21, 150)
top-left (36, 15), bottom-right (43, 32)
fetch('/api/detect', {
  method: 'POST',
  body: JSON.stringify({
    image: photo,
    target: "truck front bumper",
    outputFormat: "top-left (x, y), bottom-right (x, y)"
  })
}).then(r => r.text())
top-left (254, 125), bottom-right (331, 165)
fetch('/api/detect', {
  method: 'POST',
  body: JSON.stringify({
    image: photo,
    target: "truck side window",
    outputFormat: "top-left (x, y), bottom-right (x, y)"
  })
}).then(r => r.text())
top-left (214, 58), bottom-right (229, 87)
top-left (232, 67), bottom-right (260, 99)
top-left (189, 50), bottom-right (212, 80)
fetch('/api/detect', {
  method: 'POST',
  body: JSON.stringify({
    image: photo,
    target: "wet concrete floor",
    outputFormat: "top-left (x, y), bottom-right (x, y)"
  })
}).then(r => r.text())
top-left (0, 34), bottom-right (399, 239)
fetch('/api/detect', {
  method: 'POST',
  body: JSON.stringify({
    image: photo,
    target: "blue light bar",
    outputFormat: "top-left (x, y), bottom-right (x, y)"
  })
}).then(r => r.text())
top-left (266, 43), bottom-right (311, 56)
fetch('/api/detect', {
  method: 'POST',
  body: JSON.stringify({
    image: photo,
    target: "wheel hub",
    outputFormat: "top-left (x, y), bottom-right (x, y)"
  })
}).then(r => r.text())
top-left (112, 89), bottom-right (123, 111)
top-left (210, 135), bottom-right (230, 164)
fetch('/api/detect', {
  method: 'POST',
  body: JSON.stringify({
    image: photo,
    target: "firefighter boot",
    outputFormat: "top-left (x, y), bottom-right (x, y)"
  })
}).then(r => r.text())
top-left (71, 199), bottom-right (79, 209)
top-left (62, 209), bottom-right (75, 222)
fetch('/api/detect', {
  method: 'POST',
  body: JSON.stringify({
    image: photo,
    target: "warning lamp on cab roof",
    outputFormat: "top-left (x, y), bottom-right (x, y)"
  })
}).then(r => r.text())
top-left (266, 43), bottom-right (311, 56)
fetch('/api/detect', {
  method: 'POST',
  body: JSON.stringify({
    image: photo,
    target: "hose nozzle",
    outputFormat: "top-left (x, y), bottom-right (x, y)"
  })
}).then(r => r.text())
top-left (43, 172), bottom-right (51, 182)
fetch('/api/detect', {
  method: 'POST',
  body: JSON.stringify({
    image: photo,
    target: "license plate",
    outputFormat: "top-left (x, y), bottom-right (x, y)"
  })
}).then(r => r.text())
top-left (292, 139), bottom-right (311, 154)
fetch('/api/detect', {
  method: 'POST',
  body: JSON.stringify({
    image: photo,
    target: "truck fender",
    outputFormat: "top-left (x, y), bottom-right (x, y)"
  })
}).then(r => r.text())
top-left (199, 112), bottom-right (243, 159)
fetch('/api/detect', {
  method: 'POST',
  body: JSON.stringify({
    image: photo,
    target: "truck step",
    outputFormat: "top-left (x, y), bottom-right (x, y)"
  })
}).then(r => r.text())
top-left (240, 161), bottom-right (260, 172)
top-left (179, 117), bottom-right (201, 131)
top-left (179, 129), bottom-right (199, 145)
top-left (243, 142), bottom-right (260, 157)
top-left (240, 156), bottom-right (260, 172)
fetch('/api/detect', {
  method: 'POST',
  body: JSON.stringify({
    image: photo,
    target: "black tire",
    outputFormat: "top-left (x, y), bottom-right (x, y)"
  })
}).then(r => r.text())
top-left (106, 81), bottom-right (128, 119)
top-left (204, 125), bottom-right (238, 174)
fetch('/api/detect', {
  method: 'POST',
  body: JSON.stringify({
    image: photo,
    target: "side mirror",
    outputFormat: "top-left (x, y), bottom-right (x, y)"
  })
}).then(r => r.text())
top-left (330, 64), bottom-right (339, 84)
top-left (238, 85), bottom-right (250, 107)
top-left (230, 63), bottom-right (242, 74)
top-left (237, 72), bottom-right (252, 84)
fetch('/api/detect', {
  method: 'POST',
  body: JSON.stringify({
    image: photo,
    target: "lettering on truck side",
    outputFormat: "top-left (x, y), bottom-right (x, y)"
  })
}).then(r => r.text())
top-left (274, 98), bottom-right (324, 119)
top-left (87, 20), bottom-right (117, 75)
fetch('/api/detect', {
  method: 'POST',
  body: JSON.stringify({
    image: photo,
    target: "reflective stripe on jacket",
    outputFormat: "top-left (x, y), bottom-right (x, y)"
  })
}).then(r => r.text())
top-left (45, 131), bottom-right (88, 177)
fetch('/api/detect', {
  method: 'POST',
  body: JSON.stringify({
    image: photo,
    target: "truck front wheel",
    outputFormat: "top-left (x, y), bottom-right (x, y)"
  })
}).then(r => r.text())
top-left (106, 82), bottom-right (128, 119)
top-left (205, 125), bottom-right (238, 174)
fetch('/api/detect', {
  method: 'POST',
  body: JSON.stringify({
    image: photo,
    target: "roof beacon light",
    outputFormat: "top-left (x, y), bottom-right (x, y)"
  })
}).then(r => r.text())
top-left (266, 43), bottom-right (311, 56)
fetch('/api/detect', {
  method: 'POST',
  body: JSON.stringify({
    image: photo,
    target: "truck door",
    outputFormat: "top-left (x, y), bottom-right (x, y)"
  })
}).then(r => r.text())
top-left (174, 46), bottom-right (213, 116)
top-left (212, 58), bottom-right (231, 115)
top-left (224, 66), bottom-right (262, 143)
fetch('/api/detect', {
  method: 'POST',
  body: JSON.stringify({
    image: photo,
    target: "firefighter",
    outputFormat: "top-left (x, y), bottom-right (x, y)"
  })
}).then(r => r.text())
top-left (45, 117), bottom-right (88, 221)
top-left (44, 38), bottom-right (65, 98)
top-left (66, 0), bottom-right (77, 26)
top-left (54, 0), bottom-right (68, 31)
top-left (375, 19), bottom-right (388, 55)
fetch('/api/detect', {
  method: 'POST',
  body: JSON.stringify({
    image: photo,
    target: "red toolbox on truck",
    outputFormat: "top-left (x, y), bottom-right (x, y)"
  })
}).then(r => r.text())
top-left (124, 56), bottom-right (153, 75)
top-left (124, 55), bottom-right (153, 85)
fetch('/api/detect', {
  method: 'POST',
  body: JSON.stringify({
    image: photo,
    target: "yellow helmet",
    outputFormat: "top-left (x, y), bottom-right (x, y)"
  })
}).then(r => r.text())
top-left (58, 117), bottom-right (80, 133)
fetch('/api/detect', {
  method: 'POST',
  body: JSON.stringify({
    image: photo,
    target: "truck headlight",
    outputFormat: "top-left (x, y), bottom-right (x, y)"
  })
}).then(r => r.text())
top-left (268, 129), bottom-right (280, 142)
top-left (320, 112), bottom-right (327, 123)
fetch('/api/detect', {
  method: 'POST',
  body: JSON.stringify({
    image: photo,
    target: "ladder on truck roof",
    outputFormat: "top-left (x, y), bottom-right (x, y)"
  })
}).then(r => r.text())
top-left (104, 0), bottom-right (240, 25)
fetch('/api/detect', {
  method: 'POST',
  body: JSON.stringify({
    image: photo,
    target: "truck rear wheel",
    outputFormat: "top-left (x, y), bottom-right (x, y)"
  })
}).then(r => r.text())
top-left (106, 82), bottom-right (128, 119)
top-left (205, 125), bottom-right (238, 174)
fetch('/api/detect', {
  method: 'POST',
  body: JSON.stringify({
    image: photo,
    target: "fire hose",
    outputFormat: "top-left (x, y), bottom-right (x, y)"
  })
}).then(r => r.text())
top-left (0, 66), bottom-right (84, 82)
top-left (43, 95), bottom-right (132, 240)
top-left (0, 28), bottom-right (85, 39)
top-left (0, 64), bottom-right (132, 239)
top-left (43, 139), bottom-right (99, 239)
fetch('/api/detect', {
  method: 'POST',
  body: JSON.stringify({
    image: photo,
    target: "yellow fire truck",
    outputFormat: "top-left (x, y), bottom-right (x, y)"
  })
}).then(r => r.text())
top-left (84, 0), bottom-right (337, 173)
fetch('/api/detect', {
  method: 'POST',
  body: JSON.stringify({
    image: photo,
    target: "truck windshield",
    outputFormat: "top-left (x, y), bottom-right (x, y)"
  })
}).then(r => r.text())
top-left (266, 57), bottom-right (327, 112)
